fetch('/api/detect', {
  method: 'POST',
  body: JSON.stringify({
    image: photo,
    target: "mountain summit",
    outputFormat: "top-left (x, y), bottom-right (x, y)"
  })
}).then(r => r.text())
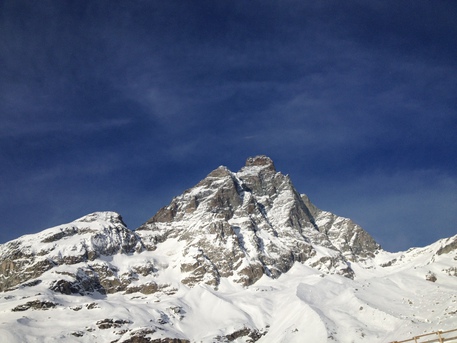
top-left (137, 155), bottom-right (380, 286)
top-left (0, 156), bottom-right (456, 343)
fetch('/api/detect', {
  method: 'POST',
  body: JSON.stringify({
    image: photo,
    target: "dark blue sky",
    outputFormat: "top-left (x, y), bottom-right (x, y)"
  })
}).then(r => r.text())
top-left (1, 0), bottom-right (456, 251)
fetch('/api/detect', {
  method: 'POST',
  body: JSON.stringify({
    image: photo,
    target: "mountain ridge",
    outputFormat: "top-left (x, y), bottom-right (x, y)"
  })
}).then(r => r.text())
top-left (0, 155), bottom-right (456, 342)
top-left (136, 155), bottom-right (380, 286)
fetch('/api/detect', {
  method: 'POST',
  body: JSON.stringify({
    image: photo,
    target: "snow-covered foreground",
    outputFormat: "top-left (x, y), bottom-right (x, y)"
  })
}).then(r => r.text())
top-left (0, 237), bottom-right (456, 343)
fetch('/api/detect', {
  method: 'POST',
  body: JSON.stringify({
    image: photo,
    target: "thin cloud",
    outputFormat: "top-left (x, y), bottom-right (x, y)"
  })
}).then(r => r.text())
top-left (0, 115), bottom-right (133, 138)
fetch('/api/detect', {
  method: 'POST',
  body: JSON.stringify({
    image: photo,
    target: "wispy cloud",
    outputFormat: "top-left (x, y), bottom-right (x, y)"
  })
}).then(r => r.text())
top-left (0, 114), bottom-right (133, 138)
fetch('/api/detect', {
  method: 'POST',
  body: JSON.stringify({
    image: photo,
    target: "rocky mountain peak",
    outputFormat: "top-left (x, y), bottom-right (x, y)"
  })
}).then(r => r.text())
top-left (205, 165), bottom-right (233, 178)
top-left (75, 211), bottom-right (126, 226)
top-left (137, 155), bottom-right (381, 287)
top-left (243, 155), bottom-right (276, 172)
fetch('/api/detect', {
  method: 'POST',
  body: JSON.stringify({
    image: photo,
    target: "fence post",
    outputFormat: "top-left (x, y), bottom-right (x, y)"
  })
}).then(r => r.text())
top-left (437, 331), bottom-right (443, 343)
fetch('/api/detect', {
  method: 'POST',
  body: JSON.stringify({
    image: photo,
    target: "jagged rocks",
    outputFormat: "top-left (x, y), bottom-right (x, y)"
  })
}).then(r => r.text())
top-left (96, 318), bottom-right (132, 329)
top-left (137, 156), bottom-right (380, 286)
top-left (310, 255), bottom-right (355, 279)
top-left (443, 267), bottom-right (457, 277)
top-left (236, 264), bottom-right (265, 285)
top-left (86, 302), bottom-right (100, 309)
top-left (50, 263), bottom-right (160, 295)
top-left (116, 327), bottom-right (190, 343)
top-left (0, 256), bottom-right (55, 292)
top-left (12, 300), bottom-right (58, 311)
top-left (50, 266), bottom-right (110, 295)
top-left (117, 328), bottom-right (156, 343)
top-left (437, 236), bottom-right (457, 255)
top-left (0, 212), bottom-right (143, 292)
top-left (180, 251), bottom-right (220, 287)
top-left (125, 282), bottom-right (158, 295)
top-left (51, 279), bottom-right (81, 295)
top-left (224, 326), bottom-right (267, 342)
top-left (425, 271), bottom-right (437, 282)
top-left (313, 211), bottom-right (380, 261)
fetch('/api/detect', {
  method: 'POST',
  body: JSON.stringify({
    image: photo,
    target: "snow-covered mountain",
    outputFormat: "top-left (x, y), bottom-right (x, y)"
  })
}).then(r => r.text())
top-left (136, 155), bottom-right (379, 286)
top-left (0, 156), bottom-right (456, 343)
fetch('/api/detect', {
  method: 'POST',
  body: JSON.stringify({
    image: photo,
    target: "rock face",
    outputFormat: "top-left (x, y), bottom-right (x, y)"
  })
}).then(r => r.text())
top-left (0, 212), bottom-right (144, 293)
top-left (136, 155), bottom-right (380, 286)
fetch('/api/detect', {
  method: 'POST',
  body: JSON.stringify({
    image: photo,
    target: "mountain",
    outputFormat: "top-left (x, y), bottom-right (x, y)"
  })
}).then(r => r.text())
top-left (0, 155), bottom-right (456, 343)
top-left (136, 155), bottom-right (379, 286)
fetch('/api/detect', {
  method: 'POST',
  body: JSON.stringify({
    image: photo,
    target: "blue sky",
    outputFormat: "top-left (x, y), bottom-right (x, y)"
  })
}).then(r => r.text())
top-left (1, 1), bottom-right (456, 251)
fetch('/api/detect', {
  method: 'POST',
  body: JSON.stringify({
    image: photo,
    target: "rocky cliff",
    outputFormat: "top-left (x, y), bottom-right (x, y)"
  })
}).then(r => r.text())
top-left (137, 155), bottom-right (380, 286)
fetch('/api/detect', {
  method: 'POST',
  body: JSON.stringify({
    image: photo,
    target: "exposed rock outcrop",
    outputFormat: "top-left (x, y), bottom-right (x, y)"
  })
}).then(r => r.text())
top-left (0, 212), bottom-right (143, 292)
top-left (137, 155), bottom-right (380, 286)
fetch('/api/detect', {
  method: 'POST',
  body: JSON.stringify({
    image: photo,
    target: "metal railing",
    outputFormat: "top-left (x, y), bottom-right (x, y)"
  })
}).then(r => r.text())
top-left (390, 329), bottom-right (457, 343)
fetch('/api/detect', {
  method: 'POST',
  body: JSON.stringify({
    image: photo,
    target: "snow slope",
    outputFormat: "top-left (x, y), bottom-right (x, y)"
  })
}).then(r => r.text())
top-left (0, 216), bottom-right (455, 343)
